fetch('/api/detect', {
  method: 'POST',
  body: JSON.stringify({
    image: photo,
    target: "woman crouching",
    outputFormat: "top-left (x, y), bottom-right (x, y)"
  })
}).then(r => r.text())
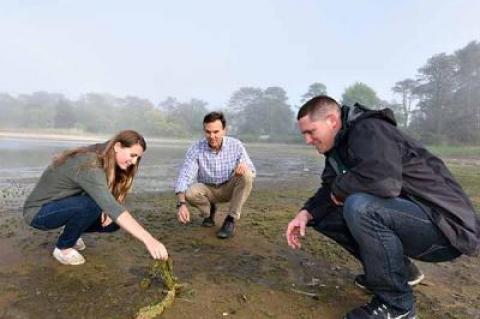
top-left (23, 130), bottom-right (168, 265)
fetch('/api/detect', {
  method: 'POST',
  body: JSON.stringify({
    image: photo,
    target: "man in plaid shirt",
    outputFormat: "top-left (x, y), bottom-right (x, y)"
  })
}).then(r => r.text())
top-left (175, 112), bottom-right (255, 239)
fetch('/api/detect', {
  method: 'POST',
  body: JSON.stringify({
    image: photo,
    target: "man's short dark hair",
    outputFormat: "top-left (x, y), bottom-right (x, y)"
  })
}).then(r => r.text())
top-left (297, 95), bottom-right (341, 120)
top-left (203, 111), bottom-right (226, 128)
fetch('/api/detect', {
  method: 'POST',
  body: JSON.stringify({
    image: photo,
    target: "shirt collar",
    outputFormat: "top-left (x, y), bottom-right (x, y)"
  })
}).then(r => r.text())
top-left (202, 136), bottom-right (228, 153)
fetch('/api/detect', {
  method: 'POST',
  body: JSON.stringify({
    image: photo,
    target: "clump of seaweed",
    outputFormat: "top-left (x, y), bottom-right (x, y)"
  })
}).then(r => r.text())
top-left (136, 259), bottom-right (181, 319)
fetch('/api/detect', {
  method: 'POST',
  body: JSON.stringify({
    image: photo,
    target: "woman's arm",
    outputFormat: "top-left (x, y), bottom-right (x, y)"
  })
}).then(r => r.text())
top-left (116, 210), bottom-right (168, 260)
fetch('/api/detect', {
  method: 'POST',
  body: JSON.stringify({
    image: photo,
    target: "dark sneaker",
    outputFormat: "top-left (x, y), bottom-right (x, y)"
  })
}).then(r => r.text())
top-left (201, 204), bottom-right (217, 227)
top-left (344, 298), bottom-right (416, 319)
top-left (217, 216), bottom-right (235, 239)
top-left (354, 261), bottom-right (424, 290)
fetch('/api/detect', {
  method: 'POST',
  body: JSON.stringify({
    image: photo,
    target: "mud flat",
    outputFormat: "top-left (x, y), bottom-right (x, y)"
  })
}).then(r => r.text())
top-left (1, 168), bottom-right (479, 319)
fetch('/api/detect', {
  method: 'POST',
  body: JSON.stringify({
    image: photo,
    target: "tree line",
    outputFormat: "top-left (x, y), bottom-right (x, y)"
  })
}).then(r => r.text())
top-left (391, 41), bottom-right (480, 144)
top-left (1, 40), bottom-right (478, 144)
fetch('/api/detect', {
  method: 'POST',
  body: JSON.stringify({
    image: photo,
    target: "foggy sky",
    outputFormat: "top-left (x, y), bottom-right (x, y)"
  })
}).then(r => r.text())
top-left (1, 0), bottom-right (479, 108)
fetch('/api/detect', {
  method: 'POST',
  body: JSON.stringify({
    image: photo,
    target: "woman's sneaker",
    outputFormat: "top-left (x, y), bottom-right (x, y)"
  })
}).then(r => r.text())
top-left (344, 298), bottom-right (416, 319)
top-left (53, 247), bottom-right (85, 266)
top-left (73, 237), bottom-right (86, 251)
top-left (354, 262), bottom-right (424, 290)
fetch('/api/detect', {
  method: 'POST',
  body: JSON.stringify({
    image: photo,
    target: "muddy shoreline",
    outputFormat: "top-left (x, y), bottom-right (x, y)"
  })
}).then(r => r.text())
top-left (1, 174), bottom-right (480, 319)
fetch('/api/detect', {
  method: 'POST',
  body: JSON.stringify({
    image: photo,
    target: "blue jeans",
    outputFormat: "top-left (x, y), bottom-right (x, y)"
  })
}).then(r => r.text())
top-left (30, 195), bottom-right (120, 249)
top-left (312, 193), bottom-right (461, 312)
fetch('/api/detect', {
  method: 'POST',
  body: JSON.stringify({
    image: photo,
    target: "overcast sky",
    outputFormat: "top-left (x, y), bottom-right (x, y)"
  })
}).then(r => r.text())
top-left (1, 0), bottom-right (479, 108)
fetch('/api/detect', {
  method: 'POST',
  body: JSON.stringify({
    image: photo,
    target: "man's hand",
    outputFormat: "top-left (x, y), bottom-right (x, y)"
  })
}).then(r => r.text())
top-left (177, 204), bottom-right (191, 224)
top-left (286, 209), bottom-right (313, 249)
top-left (234, 162), bottom-right (249, 176)
top-left (330, 193), bottom-right (344, 206)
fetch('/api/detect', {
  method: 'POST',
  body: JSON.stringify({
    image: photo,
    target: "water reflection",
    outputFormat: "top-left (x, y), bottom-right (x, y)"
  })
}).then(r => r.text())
top-left (0, 137), bottom-right (323, 208)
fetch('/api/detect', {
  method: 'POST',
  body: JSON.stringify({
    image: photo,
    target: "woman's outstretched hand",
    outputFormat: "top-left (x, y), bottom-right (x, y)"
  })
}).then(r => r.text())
top-left (144, 236), bottom-right (169, 260)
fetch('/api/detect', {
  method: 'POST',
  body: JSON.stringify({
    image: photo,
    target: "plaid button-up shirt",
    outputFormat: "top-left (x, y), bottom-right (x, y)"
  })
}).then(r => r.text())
top-left (174, 136), bottom-right (255, 193)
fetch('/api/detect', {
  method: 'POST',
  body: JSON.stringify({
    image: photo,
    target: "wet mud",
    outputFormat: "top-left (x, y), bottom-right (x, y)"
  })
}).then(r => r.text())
top-left (1, 170), bottom-right (480, 318)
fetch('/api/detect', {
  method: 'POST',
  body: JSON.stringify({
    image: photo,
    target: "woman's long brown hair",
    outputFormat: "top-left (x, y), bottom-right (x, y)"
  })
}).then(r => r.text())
top-left (53, 130), bottom-right (147, 203)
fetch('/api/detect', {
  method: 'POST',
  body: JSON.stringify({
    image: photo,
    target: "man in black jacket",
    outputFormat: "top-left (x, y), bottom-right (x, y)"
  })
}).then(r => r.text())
top-left (286, 95), bottom-right (480, 319)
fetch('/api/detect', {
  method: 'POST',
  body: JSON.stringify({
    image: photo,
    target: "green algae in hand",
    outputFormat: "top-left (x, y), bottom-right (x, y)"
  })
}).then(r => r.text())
top-left (149, 258), bottom-right (177, 290)
top-left (136, 259), bottom-right (181, 319)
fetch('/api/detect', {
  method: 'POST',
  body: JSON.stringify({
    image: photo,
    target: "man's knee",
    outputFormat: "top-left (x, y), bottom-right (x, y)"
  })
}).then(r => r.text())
top-left (237, 170), bottom-right (254, 185)
top-left (185, 183), bottom-right (208, 203)
top-left (343, 193), bottom-right (378, 225)
top-left (185, 187), bottom-right (194, 202)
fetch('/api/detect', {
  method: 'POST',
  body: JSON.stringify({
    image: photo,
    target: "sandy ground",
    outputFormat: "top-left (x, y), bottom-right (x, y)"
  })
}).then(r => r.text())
top-left (1, 176), bottom-right (480, 319)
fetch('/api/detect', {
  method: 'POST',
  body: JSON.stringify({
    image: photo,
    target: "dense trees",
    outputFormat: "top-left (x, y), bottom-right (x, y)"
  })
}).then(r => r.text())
top-left (301, 82), bottom-right (327, 103)
top-left (1, 41), bottom-right (479, 144)
top-left (393, 41), bottom-right (480, 144)
top-left (391, 79), bottom-right (417, 128)
top-left (227, 86), bottom-right (294, 141)
top-left (341, 82), bottom-right (381, 109)
top-left (0, 92), bottom-right (192, 137)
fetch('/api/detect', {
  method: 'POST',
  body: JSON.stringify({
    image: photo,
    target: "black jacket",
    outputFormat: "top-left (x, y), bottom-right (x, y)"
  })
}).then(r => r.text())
top-left (303, 104), bottom-right (480, 256)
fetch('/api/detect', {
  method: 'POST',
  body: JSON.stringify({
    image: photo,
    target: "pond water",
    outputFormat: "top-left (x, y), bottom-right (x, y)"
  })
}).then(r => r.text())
top-left (0, 137), bottom-right (324, 210)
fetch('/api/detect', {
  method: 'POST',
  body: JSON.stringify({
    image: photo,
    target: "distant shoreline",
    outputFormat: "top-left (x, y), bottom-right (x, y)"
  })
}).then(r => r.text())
top-left (0, 130), bottom-right (106, 143)
top-left (0, 130), bottom-right (305, 148)
top-left (0, 130), bottom-right (194, 145)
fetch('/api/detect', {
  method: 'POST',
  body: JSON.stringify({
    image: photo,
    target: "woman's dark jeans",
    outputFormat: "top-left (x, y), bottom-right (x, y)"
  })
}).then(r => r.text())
top-left (30, 195), bottom-right (120, 249)
top-left (312, 192), bottom-right (461, 312)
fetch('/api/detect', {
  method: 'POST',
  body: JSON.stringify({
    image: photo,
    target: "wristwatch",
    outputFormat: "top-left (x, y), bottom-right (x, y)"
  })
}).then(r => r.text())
top-left (176, 201), bottom-right (187, 209)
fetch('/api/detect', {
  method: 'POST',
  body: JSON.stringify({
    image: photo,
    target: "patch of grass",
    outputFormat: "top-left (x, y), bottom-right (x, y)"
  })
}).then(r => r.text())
top-left (449, 164), bottom-right (480, 212)
top-left (301, 233), bottom-right (356, 266)
top-left (427, 145), bottom-right (480, 158)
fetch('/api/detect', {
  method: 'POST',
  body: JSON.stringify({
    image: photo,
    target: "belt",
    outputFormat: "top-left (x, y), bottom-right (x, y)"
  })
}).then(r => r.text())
top-left (204, 180), bottom-right (229, 188)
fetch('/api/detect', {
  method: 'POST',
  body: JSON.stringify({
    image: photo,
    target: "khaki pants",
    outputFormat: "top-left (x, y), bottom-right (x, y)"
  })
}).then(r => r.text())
top-left (185, 171), bottom-right (254, 220)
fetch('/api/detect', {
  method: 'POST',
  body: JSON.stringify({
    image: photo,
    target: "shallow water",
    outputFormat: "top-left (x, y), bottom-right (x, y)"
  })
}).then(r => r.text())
top-left (0, 137), bottom-right (323, 210)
